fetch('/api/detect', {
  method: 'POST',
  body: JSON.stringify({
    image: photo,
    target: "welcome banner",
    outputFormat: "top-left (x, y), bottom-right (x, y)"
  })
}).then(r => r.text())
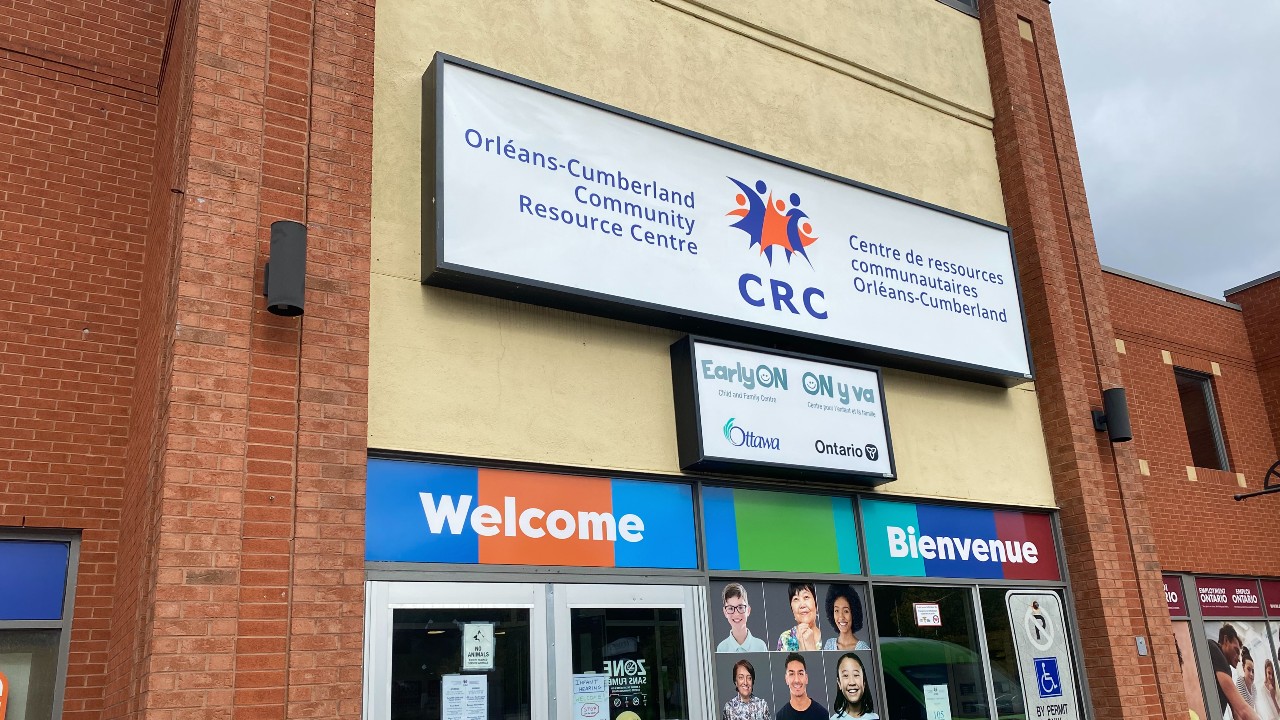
top-left (366, 459), bottom-right (697, 569)
top-left (861, 499), bottom-right (1060, 580)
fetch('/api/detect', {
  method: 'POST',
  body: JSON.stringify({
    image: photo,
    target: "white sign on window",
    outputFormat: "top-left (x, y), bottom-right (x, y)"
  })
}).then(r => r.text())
top-left (1005, 592), bottom-right (1078, 720)
top-left (676, 338), bottom-right (893, 481)
top-left (924, 684), bottom-right (952, 720)
top-left (427, 55), bottom-right (1032, 383)
top-left (572, 673), bottom-right (609, 720)
top-left (461, 623), bottom-right (494, 671)
top-left (913, 602), bottom-right (942, 627)
top-left (441, 674), bottom-right (487, 720)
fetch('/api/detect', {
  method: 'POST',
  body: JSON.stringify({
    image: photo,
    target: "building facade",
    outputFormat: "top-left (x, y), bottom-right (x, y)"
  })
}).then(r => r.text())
top-left (0, 0), bottom-right (1276, 719)
top-left (1105, 268), bottom-right (1280, 720)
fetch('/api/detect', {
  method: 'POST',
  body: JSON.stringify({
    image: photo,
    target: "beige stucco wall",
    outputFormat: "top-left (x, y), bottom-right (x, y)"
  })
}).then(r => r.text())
top-left (370, 0), bottom-right (1057, 507)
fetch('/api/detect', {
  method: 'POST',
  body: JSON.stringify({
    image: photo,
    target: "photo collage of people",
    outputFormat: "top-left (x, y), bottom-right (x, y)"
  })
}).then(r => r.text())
top-left (710, 580), bottom-right (880, 720)
top-left (1195, 620), bottom-right (1280, 720)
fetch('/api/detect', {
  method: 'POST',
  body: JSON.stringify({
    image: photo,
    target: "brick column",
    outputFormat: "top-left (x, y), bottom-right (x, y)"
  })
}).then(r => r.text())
top-left (120, 0), bottom-right (374, 717)
top-left (979, 3), bottom-right (1185, 719)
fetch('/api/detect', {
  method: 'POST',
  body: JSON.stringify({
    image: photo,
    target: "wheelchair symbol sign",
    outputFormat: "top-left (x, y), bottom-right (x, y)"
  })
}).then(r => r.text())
top-left (1034, 657), bottom-right (1063, 698)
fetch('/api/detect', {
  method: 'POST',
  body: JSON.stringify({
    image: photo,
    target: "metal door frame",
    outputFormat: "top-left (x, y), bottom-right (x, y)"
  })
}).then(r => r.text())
top-left (364, 580), bottom-right (711, 720)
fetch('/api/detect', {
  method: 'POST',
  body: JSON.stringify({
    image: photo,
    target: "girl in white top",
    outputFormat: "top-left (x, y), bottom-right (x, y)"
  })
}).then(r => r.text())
top-left (829, 653), bottom-right (879, 720)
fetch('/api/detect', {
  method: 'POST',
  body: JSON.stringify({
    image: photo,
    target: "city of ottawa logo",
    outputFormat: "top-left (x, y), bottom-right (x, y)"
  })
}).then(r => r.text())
top-left (723, 418), bottom-right (781, 450)
top-left (727, 177), bottom-right (819, 266)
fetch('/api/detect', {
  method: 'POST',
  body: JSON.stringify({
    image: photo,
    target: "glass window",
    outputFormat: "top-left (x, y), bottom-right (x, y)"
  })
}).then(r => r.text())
top-left (874, 585), bottom-right (990, 720)
top-left (390, 608), bottom-right (532, 720)
top-left (0, 629), bottom-right (61, 720)
top-left (936, 0), bottom-right (978, 17)
top-left (1175, 369), bottom-right (1230, 470)
top-left (1203, 620), bottom-right (1276, 720)
top-left (0, 537), bottom-right (74, 720)
top-left (570, 607), bottom-right (689, 720)
top-left (978, 588), bottom-right (1028, 720)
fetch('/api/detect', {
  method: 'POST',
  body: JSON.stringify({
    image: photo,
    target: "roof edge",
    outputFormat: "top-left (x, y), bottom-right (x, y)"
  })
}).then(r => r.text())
top-left (1101, 265), bottom-right (1241, 311)
top-left (1224, 270), bottom-right (1280, 298)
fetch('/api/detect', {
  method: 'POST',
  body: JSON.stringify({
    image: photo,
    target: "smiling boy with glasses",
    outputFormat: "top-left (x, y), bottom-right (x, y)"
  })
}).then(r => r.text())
top-left (717, 582), bottom-right (768, 653)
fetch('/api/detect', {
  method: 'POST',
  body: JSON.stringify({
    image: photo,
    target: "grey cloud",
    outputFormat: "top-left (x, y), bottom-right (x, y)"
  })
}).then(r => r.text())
top-left (1052, 1), bottom-right (1280, 297)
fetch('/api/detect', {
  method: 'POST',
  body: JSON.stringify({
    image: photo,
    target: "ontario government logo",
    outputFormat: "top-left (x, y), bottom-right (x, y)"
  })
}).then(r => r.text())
top-left (727, 177), bottom-right (828, 320)
top-left (723, 418), bottom-right (781, 451)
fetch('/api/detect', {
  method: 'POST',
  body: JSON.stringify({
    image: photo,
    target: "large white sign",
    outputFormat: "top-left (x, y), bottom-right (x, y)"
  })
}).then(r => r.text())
top-left (675, 338), bottom-right (893, 481)
top-left (426, 55), bottom-right (1033, 382)
top-left (1005, 592), bottom-right (1079, 720)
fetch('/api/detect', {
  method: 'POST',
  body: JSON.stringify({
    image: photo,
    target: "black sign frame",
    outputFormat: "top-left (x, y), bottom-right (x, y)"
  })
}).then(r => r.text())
top-left (671, 335), bottom-right (896, 486)
top-left (422, 52), bottom-right (1036, 387)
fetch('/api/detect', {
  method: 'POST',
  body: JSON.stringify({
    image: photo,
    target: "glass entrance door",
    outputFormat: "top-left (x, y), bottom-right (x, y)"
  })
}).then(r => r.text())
top-left (365, 582), bottom-right (709, 720)
top-left (552, 584), bottom-right (711, 720)
top-left (365, 581), bottom-right (549, 720)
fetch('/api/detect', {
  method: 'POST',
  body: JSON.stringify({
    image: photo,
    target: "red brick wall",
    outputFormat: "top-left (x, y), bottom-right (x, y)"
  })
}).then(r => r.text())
top-left (1228, 275), bottom-right (1280, 456)
top-left (984, 3), bottom-right (1185, 718)
top-left (5, 1), bottom-right (370, 718)
top-left (0, 1), bottom-right (168, 717)
top-left (104, 0), bottom-right (199, 718)
top-left (0, 0), bottom-right (168, 89)
top-left (132, 0), bottom-right (374, 717)
top-left (1108, 272), bottom-right (1280, 576)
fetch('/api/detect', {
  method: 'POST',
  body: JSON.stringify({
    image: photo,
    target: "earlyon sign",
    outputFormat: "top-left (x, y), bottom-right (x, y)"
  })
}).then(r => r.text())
top-left (671, 337), bottom-right (894, 485)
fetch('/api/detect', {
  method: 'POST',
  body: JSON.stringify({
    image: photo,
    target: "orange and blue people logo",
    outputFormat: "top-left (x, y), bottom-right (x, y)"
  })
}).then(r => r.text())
top-left (727, 177), bottom-right (818, 266)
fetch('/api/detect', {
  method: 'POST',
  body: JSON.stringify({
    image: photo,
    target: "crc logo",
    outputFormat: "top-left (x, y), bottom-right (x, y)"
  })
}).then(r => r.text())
top-left (727, 177), bottom-right (827, 320)
top-left (723, 418), bottom-right (781, 451)
top-left (727, 177), bottom-right (818, 265)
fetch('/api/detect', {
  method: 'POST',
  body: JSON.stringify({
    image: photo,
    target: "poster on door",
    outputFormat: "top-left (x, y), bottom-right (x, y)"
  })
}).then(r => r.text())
top-left (1005, 592), bottom-right (1078, 720)
top-left (603, 637), bottom-right (649, 719)
top-left (572, 673), bottom-right (609, 720)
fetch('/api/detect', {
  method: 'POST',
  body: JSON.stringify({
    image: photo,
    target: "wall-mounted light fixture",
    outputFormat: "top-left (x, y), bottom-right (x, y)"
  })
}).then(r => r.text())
top-left (263, 220), bottom-right (307, 316)
top-left (1092, 387), bottom-right (1133, 443)
top-left (1235, 461), bottom-right (1280, 502)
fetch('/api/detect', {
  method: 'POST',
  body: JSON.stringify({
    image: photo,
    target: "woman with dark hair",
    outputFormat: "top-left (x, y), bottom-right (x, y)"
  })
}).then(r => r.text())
top-left (821, 584), bottom-right (870, 651)
top-left (777, 582), bottom-right (823, 651)
top-left (829, 653), bottom-right (878, 720)
top-left (722, 658), bottom-right (769, 720)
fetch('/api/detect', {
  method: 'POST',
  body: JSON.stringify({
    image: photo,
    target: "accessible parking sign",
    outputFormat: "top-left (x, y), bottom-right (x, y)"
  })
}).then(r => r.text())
top-left (1006, 592), bottom-right (1078, 720)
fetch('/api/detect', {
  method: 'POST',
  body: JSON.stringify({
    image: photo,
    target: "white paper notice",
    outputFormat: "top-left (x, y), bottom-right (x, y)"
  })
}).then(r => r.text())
top-left (572, 673), bottom-right (609, 720)
top-left (913, 602), bottom-right (942, 627)
top-left (924, 684), bottom-right (952, 720)
top-left (461, 622), bottom-right (495, 671)
top-left (441, 674), bottom-right (487, 720)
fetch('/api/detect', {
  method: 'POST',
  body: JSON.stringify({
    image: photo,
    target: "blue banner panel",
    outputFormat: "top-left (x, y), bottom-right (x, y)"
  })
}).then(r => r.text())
top-left (366, 459), bottom-right (699, 569)
top-left (0, 541), bottom-right (69, 620)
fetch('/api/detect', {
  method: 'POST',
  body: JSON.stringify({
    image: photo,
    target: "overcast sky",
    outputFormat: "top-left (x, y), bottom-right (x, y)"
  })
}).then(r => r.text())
top-left (1050, 2), bottom-right (1280, 299)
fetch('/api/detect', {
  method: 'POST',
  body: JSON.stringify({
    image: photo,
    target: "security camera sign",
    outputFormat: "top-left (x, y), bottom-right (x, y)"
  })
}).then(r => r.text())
top-left (1005, 592), bottom-right (1077, 720)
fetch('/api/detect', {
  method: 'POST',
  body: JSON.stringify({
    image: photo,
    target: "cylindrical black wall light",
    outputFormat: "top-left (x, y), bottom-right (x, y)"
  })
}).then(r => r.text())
top-left (1091, 387), bottom-right (1133, 443)
top-left (263, 220), bottom-right (307, 316)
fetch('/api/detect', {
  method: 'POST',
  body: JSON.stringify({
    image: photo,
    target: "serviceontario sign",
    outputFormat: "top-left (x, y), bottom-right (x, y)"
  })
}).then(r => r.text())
top-left (423, 54), bottom-right (1033, 385)
top-left (671, 337), bottom-right (893, 484)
